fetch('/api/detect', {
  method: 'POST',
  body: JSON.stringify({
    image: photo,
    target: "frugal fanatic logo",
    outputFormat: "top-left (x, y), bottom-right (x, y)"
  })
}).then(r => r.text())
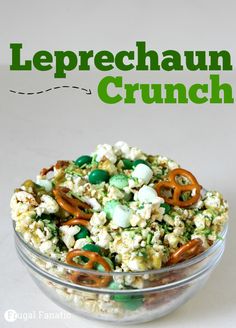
top-left (3, 309), bottom-right (71, 322)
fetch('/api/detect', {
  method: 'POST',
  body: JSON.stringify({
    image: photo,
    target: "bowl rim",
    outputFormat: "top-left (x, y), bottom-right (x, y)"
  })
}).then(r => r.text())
top-left (13, 220), bottom-right (228, 277)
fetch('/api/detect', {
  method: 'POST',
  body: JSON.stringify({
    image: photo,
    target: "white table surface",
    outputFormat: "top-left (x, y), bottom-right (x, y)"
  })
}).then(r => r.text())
top-left (0, 1), bottom-right (236, 327)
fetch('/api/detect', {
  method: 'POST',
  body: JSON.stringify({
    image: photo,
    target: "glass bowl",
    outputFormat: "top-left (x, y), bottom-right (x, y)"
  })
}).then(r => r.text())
top-left (14, 223), bottom-right (228, 324)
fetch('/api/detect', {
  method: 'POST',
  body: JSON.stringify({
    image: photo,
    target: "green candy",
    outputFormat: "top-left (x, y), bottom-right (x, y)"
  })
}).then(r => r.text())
top-left (122, 158), bottom-right (134, 169)
top-left (108, 281), bottom-right (120, 290)
top-left (88, 169), bottom-right (110, 184)
top-left (104, 200), bottom-right (120, 219)
top-left (82, 243), bottom-right (102, 254)
top-left (133, 159), bottom-right (150, 167)
top-left (109, 174), bottom-right (128, 190)
top-left (74, 226), bottom-right (90, 240)
top-left (75, 155), bottom-right (92, 167)
top-left (160, 203), bottom-right (171, 214)
top-left (122, 297), bottom-right (143, 311)
top-left (112, 294), bottom-right (144, 311)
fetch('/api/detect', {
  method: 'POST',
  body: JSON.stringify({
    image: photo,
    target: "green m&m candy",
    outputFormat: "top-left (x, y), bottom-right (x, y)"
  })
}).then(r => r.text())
top-left (122, 159), bottom-right (134, 170)
top-left (74, 226), bottom-right (90, 240)
top-left (133, 159), bottom-right (150, 167)
top-left (82, 243), bottom-right (102, 254)
top-left (88, 169), bottom-right (110, 184)
top-left (109, 174), bottom-right (128, 190)
top-left (75, 155), bottom-right (92, 167)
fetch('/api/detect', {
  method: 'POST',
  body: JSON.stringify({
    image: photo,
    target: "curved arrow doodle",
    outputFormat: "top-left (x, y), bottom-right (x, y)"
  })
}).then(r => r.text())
top-left (9, 85), bottom-right (92, 95)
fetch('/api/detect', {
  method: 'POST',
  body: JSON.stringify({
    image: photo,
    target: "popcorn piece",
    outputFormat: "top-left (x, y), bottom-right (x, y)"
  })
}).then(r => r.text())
top-left (59, 225), bottom-right (80, 249)
top-left (94, 144), bottom-right (117, 163)
top-left (90, 212), bottom-right (107, 227)
top-left (36, 195), bottom-right (59, 216)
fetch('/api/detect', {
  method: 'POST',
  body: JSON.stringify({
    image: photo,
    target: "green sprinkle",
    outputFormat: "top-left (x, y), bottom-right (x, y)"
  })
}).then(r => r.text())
top-left (160, 203), bottom-right (171, 214)
top-left (147, 232), bottom-right (153, 244)
top-left (180, 191), bottom-right (191, 201)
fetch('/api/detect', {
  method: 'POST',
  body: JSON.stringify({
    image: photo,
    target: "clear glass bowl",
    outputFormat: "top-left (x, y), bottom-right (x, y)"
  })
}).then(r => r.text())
top-left (14, 223), bottom-right (228, 324)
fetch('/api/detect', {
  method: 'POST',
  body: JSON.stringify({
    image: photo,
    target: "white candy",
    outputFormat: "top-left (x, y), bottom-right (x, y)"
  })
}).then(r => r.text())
top-left (112, 205), bottom-right (131, 228)
top-left (138, 185), bottom-right (158, 203)
top-left (132, 164), bottom-right (153, 184)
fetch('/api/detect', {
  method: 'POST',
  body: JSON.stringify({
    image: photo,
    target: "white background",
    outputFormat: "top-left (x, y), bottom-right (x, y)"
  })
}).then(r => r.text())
top-left (0, 1), bottom-right (236, 327)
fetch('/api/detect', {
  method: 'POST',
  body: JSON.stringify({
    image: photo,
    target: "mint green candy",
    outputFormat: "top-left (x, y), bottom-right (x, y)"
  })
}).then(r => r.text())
top-left (122, 297), bottom-right (143, 311)
top-left (88, 169), bottom-right (110, 184)
top-left (109, 174), bottom-right (128, 190)
top-left (108, 282), bottom-right (120, 290)
top-left (75, 155), bottom-right (92, 167)
top-left (112, 294), bottom-right (144, 311)
top-left (104, 200), bottom-right (120, 219)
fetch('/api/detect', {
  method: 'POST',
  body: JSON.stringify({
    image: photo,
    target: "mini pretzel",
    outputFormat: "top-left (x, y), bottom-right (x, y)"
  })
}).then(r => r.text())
top-left (40, 160), bottom-right (69, 176)
top-left (166, 238), bottom-right (204, 266)
top-left (155, 168), bottom-right (201, 207)
top-left (55, 160), bottom-right (70, 170)
top-left (40, 165), bottom-right (54, 177)
top-left (53, 187), bottom-right (92, 219)
top-left (62, 217), bottom-right (89, 227)
top-left (66, 249), bottom-right (111, 287)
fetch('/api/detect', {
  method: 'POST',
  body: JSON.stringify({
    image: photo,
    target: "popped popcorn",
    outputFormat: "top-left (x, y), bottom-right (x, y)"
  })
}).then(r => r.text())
top-left (11, 142), bottom-right (228, 279)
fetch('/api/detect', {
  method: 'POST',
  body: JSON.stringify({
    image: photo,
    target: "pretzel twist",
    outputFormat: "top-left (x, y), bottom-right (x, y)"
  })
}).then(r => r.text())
top-left (66, 249), bottom-right (111, 287)
top-left (166, 238), bottom-right (204, 266)
top-left (155, 168), bottom-right (201, 207)
top-left (40, 160), bottom-right (69, 176)
top-left (53, 187), bottom-right (92, 219)
top-left (62, 217), bottom-right (90, 227)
